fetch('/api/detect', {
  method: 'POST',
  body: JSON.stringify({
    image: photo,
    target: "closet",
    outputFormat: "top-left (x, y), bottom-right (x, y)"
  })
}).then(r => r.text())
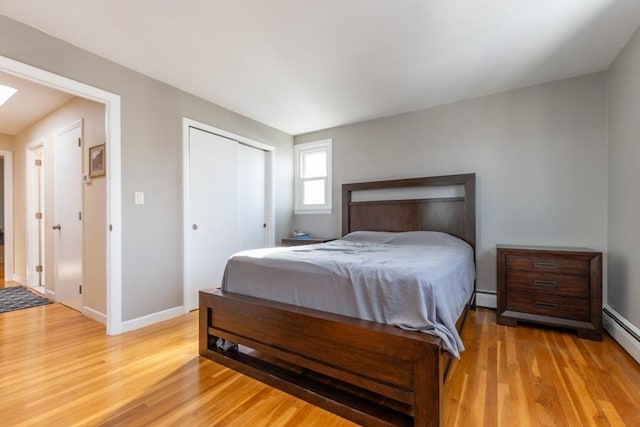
top-left (184, 124), bottom-right (271, 311)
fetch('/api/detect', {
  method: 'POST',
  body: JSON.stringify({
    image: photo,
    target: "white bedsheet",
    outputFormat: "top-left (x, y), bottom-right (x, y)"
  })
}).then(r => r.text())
top-left (222, 231), bottom-right (475, 357)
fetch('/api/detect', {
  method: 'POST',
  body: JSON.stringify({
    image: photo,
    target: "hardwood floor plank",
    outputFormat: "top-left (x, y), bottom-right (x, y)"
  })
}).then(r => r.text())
top-left (1, 294), bottom-right (639, 426)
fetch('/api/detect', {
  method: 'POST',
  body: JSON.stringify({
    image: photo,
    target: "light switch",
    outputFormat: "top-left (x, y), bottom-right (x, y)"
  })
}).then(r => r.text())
top-left (134, 192), bottom-right (145, 205)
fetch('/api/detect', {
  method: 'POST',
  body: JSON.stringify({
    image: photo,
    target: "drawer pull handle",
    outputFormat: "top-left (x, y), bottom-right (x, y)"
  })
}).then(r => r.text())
top-left (535, 302), bottom-right (557, 309)
top-left (534, 262), bottom-right (557, 269)
top-left (534, 280), bottom-right (558, 288)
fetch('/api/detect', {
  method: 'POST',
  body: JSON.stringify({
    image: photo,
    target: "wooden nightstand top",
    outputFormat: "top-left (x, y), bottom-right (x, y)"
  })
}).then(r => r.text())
top-left (497, 244), bottom-right (600, 254)
top-left (281, 237), bottom-right (337, 247)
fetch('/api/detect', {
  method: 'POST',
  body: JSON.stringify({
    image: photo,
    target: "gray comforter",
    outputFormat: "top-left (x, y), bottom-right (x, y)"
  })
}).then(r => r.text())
top-left (222, 231), bottom-right (475, 357)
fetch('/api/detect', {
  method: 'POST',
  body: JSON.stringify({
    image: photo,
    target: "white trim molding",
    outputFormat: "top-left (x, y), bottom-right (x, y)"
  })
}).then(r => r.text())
top-left (120, 305), bottom-right (184, 334)
top-left (603, 305), bottom-right (640, 364)
top-left (83, 306), bottom-right (106, 325)
top-left (0, 150), bottom-right (14, 281)
top-left (12, 274), bottom-right (27, 286)
top-left (0, 55), bottom-right (122, 335)
top-left (475, 290), bottom-right (497, 309)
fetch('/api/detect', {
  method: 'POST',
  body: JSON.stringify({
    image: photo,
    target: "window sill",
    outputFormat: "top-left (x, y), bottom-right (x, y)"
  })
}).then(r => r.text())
top-left (294, 208), bottom-right (332, 215)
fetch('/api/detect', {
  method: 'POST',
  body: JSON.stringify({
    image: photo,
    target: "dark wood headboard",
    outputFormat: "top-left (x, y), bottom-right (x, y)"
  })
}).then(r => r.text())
top-left (342, 173), bottom-right (476, 250)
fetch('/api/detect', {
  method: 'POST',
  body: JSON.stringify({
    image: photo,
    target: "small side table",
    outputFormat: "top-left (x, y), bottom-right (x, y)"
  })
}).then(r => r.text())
top-left (496, 244), bottom-right (603, 340)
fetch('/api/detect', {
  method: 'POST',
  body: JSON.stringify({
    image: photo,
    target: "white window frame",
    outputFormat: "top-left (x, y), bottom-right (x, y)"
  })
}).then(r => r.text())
top-left (294, 139), bottom-right (332, 214)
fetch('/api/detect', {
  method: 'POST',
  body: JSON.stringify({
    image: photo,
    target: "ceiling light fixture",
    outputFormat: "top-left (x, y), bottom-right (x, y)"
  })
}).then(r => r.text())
top-left (0, 84), bottom-right (18, 107)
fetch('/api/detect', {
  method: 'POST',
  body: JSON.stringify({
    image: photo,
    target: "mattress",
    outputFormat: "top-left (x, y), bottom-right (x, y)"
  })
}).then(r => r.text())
top-left (221, 230), bottom-right (475, 357)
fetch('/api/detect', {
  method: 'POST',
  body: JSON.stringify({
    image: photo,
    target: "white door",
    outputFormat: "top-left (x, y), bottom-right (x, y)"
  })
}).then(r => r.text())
top-left (186, 127), bottom-right (269, 311)
top-left (238, 143), bottom-right (267, 251)
top-left (37, 146), bottom-right (45, 286)
top-left (187, 127), bottom-right (240, 311)
top-left (54, 120), bottom-right (84, 311)
top-left (27, 144), bottom-right (45, 287)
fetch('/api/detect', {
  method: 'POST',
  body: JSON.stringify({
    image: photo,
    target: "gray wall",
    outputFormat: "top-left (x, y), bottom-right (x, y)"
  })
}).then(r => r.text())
top-left (608, 26), bottom-right (640, 328)
top-left (294, 73), bottom-right (608, 295)
top-left (0, 16), bottom-right (294, 321)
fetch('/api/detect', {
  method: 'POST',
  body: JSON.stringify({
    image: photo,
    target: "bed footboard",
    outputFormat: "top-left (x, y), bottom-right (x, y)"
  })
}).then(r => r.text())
top-left (199, 289), bottom-right (446, 427)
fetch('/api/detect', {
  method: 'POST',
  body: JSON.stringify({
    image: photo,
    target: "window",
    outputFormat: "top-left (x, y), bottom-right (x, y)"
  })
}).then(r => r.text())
top-left (294, 139), bottom-right (332, 214)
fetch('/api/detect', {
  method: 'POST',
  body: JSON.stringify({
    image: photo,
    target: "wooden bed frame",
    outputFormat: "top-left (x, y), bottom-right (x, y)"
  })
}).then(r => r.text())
top-left (199, 173), bottom-right (476, 427)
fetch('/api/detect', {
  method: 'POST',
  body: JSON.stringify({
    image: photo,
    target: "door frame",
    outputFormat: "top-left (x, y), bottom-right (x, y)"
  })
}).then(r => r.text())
top-left (0, 55), bottom-right (123, 335)
top-left (0, 150), bottom-right (14, 282)
top-left (26, 138), bottom-right (45, 287)
top-left (182, 117), bottom-right (275, 313)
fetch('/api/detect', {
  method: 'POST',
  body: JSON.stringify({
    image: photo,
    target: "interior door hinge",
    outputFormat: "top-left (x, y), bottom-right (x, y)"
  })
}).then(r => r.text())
top-left (35, 159), bottom-right (42, 166)
top-left (35, 212), bottom-right (43, 219)
top-left (79, 211), bottom-right (82, 221)
top-left (35, 265), bottom-right (43, 273)
top-left (79, 285), bottom-right (83, 294)
top-left (78, 138), bottom-right (82, 147)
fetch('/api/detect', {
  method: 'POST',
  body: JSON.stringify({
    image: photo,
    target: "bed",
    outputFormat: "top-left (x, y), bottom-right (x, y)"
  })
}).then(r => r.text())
top-left (199, 173), bottom-right (476, 427)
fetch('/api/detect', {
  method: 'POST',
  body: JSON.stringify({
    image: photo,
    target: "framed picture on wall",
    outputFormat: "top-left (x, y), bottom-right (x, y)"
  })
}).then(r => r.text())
top-left (89, 144), bottom-right (106, 178)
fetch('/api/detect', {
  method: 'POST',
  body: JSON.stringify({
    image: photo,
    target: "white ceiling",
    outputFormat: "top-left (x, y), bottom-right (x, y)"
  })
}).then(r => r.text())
top-left (0, 70), bottom-right (75, 135)
top-left (0, 1), bottom-right (639, 135)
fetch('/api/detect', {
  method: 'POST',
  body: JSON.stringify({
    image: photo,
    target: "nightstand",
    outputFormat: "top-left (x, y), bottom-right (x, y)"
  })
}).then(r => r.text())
top-left (497, 245), bottom-right (603, 340)
top-left (281, 237), bottom-right (336, 247)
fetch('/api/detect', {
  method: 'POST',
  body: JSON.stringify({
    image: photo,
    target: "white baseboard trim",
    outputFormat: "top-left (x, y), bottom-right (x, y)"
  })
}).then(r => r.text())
top-left (603, 305), bottom-right (640, 364)
top-left (120, 305), bottom-right (185, 334)
top-left (83, 306), bottom-right (106, 325)
top-left (12, 274), bottom-right (27, 285)
top-left (45, 289), bottom-right (55, 299)
top-left (475, 291), bottom-right (497, 309)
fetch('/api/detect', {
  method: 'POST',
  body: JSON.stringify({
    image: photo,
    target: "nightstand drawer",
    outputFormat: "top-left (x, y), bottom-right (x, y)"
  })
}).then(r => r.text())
top-left (505, 271), bottom-right (590, 298)
top-left (506, 291), bottom-right (590, 322)
top-left (506, 255), bottom-right (590, 276)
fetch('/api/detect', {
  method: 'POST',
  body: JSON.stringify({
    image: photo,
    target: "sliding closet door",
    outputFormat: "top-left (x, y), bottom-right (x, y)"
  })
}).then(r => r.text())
top-left (186, 126), bottom-right (269, 311)
top-left (187, 127), bottom-right (239, 311)
top-left (237, 143), bottom-right (267, 252)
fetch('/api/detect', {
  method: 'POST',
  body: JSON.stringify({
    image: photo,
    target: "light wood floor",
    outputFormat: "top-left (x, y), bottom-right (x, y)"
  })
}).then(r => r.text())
top-left (1, 295), bottom-right (638, 426)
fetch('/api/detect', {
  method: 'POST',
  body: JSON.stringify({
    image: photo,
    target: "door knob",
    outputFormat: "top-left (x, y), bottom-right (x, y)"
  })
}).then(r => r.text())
top-left (52, 224), bottom-right (61, 230)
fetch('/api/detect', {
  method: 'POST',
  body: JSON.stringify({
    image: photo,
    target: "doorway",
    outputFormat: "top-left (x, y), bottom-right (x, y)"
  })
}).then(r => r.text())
top-left (0, 55), bottom-right (122, 334)
top-left (182, 118), bottom-right (275, 312)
